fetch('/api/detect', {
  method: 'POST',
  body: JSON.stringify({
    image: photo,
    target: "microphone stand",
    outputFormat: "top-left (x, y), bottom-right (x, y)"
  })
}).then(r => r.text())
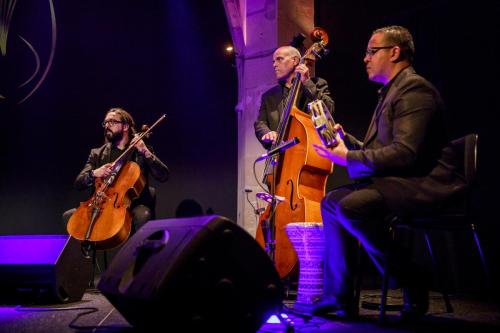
top-left (256, 137), bottom-right (300, 263)
top-left (262, 159), bottom-right (277, 262)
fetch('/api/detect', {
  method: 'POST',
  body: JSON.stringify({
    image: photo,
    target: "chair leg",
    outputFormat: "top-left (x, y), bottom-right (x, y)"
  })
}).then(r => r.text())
top-left (379, 258), bottom-right (390, 324)
top-left (470, 223), bottom-right (491, 286)
top-left (103, 250), bottom-right (108, 270)
top-left (353, 242), bottom-right (363, 317)
top-left (378, 223), bottom-right (398, 324)
top-left (424, 232), bottom-right (453, 313)
top-left (89, 247), bottom-right (97, 289)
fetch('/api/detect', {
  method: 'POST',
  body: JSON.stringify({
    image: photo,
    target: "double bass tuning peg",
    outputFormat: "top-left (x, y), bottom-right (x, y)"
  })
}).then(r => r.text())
top-left (312, 45), bottom-right (329, 59)
top-left (310, 27), bottom-right (329, 45)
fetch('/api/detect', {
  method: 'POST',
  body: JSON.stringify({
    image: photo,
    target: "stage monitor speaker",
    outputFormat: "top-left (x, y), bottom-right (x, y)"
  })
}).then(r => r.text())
top-left (0, 234), bottom-right (92, 304)
top-left (98, 215), bottom-right (283, 332)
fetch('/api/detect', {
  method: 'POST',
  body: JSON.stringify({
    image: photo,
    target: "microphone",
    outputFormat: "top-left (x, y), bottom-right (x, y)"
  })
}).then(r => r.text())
top-left (256, 137), bottom-right (300, 162)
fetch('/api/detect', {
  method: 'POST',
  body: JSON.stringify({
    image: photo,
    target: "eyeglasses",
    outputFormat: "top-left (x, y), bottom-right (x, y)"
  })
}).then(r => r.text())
top-left (102, 119), bottom-right (123, 127)
top-left (365, 46), bottom-right (396, 57)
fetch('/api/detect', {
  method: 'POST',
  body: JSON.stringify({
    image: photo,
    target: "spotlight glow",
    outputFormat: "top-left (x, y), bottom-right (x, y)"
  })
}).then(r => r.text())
top-left (266, 314), bottom-right (281, 324)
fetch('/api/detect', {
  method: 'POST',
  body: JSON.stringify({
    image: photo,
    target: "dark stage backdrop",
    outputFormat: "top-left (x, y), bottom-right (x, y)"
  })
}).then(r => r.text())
top-left (316, 0), bottom-right (499, 294)
top-left (0, 0), bottom-right (237, 234)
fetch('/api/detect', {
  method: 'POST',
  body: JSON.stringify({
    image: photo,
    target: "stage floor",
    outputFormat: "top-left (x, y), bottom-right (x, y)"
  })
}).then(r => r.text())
top-left (1, 287), bottom-right (499, 333)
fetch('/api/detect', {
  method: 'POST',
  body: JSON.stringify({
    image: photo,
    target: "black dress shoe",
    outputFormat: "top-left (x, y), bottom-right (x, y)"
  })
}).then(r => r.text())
top-left (309, 297), bottom-right (358, 320)
top-left (310, 297), bottom-right (338, 315)
top-left (400, 285), bottom-right (429, 322)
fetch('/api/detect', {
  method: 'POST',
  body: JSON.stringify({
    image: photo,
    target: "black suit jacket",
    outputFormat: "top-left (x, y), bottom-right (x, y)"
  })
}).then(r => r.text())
top-left (254, 77), bottom-right (334, 149)
top-left (345, 66), bottom-right (466, 214)
top-left (75, 143), bottom-right (169, 209)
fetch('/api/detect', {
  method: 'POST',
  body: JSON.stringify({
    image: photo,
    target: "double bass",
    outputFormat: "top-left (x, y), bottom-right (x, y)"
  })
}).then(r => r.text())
top-left (256, 28), bottom-right (333, 279)
top-left (67, 115), bottom-right (166, 251)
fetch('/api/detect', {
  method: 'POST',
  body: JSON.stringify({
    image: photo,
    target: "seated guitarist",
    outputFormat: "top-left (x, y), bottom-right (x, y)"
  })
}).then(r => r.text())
top-left (311, 25), bottom-right (466, 321)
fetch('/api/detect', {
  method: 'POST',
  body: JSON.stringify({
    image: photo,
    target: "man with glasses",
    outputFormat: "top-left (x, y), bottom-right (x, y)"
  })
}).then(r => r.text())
top-left (311, 26), bottom-right (465, 321)
top-left (254, 45), bottom-right (334, 149)
top-left (63, 107), bottom-right (169, 233)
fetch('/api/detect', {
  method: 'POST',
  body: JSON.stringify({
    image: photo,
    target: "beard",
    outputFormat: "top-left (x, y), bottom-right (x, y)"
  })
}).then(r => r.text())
top-left (104, 129), bottom-right (124, 144)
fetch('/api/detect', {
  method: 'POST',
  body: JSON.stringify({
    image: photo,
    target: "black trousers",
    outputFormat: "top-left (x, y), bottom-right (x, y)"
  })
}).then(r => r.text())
top-left (320, 183), bottom-right (416, 306)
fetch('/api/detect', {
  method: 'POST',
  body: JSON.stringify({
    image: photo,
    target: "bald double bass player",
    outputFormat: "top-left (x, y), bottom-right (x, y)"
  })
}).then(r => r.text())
top-left (254, 45), bottom-right (334, 149)
top-left (253, 41), bottom-right (335, 279)
top-left (63, 108), bottom-right (169, 238)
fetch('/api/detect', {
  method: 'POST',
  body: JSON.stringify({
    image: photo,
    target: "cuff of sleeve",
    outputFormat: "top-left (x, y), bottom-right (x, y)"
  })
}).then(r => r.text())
top-left (346, 150), bottom-right (373, 179)
top-left (87, 170), bottom-right (95, 185)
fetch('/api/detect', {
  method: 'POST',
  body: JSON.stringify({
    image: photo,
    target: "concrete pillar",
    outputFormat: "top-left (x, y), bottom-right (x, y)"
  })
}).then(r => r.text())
top-left (223, 0), bottom-right (314, 236)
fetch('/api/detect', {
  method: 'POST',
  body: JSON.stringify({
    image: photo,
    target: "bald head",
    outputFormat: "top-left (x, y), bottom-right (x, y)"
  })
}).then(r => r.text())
top-left (272, 46), bottom-right (301, 82)
top-left (275, 46), bottom-right (301, 60)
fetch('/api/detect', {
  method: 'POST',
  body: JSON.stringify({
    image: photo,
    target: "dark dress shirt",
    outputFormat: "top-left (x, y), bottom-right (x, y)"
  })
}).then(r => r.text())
top-left (74, 142), bottom-right (169, 209)
top-left (254, 77), bottom-right (334, 149)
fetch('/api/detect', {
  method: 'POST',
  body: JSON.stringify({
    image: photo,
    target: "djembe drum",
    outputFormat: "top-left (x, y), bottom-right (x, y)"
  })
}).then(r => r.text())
top-left (285, 222), bottom-right (325, 310)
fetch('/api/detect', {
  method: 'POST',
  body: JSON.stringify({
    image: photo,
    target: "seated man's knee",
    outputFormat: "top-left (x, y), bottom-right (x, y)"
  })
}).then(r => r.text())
top-left (321, 188), bottom-right (353, 220)
top-left (132, 205), bottom-right (152, 231)
top-left (335, 200), bottom-right (357, 222)
top-left (62, 208), bottom-right (76, 228)
top-left (335, 187), bottom-right (386, 224)
top-left (321, 191), bottom-right (340, 211)
top-left (321, 191), bottom-right (366, 231)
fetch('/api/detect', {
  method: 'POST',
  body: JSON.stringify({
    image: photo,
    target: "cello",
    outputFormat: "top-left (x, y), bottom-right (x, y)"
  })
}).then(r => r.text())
top-left (67, 115), bottom-right (166, 251)
top-left (255, 28), bottom-right (333, 279)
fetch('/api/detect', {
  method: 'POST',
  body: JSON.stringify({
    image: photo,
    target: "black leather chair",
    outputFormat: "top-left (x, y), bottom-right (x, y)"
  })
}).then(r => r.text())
top-left (357, 134), bottom-right (489, 323)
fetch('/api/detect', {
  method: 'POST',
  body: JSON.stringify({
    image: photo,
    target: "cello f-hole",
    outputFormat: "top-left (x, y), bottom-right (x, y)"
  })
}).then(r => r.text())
top-left (113, 193), bottom-right (119, 208)
top-left (286, 179), bottom-right (298, 211)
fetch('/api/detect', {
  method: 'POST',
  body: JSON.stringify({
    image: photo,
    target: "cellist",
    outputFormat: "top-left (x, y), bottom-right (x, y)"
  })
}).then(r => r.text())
top-left (62, 107), bottom-right (169, 233)
top-left (254, 45), bottom-right (334, 150)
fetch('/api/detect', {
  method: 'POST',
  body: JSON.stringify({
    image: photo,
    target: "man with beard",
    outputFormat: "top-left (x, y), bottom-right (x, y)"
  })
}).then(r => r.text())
top-left (63, 107), bottom-right (169, 232)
